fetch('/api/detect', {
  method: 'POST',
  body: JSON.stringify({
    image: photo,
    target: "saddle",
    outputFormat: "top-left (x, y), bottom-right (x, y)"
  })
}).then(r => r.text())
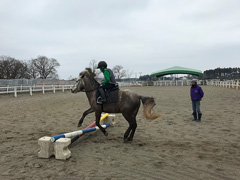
top-left (96, 85), bottom-right (119, 104)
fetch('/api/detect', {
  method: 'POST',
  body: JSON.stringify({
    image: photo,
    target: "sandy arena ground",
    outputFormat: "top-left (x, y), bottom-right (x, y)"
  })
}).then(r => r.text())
top-left (0, 86), bottom-right (240, 180)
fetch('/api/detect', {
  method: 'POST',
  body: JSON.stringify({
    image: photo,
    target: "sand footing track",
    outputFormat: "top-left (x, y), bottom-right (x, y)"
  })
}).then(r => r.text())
top-left (0, 86), bottom-right (240, 180)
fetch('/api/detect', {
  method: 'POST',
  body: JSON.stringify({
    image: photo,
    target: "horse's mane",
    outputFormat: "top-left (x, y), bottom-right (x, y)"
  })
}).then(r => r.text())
top-left (80, 70), bottom-right (99, 85)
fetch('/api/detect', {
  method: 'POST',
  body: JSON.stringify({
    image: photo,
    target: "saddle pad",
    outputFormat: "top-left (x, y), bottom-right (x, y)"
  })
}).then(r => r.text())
top-left (96, 88), bottom-right (119, 104)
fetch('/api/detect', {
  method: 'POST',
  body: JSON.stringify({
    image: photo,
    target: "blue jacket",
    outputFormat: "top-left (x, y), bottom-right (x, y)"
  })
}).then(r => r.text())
top-left (190, 85), bottom-right (204, 101)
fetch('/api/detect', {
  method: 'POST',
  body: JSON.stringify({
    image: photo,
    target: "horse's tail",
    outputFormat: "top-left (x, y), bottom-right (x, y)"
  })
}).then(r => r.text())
top-left (140, 96), bottom-right (160, 120)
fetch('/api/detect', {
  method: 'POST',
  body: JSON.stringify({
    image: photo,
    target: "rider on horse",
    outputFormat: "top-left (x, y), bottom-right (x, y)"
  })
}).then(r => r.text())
top-left (97, 61), bottom-right (117, 103)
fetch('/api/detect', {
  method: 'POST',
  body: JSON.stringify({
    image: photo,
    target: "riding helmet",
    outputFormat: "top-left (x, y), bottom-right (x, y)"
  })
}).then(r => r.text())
top-left (97, 61), bottom-right (108, 68)
top-left (191, 79), bottom-right (198, 83)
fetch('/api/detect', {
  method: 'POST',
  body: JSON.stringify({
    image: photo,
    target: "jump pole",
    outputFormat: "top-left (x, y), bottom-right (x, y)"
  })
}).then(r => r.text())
top-left (70, 113), bottom-right (109, 144)
top-left (51, 124), bottom-right (110, 142)
top-left (38, 113), bottom-right (115, 160)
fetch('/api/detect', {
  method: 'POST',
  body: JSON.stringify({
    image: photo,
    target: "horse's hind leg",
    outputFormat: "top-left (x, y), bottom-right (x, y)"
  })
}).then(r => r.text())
top-left (123, 125), bottom-right (132, 142)
top-left (122, 113), bottom-right (137, 142)
top-left (78, 108), bottom-right (95, 127)
top-left (127, 118), bottom-right (137, 141)
top-left (95, 111), bottom-right (108, 136)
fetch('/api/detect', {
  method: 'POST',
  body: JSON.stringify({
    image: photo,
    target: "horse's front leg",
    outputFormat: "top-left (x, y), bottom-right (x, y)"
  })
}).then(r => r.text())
top-left (78, 108), bottom-right (95, 127)
top-left (95, 111), bottom-right (108, 136)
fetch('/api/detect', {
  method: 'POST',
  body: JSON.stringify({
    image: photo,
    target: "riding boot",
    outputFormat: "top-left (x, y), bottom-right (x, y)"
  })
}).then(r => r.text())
top-left (98, 88), bottom-right (106, 103)
top-left (192, 112), bottom-right (197, 121)
top-left (197, 113), bottom-right (202, 122)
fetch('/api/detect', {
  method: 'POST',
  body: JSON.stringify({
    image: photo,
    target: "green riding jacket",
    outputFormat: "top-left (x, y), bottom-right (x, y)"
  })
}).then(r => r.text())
top-left (100, 67), bottom-right (111, 84)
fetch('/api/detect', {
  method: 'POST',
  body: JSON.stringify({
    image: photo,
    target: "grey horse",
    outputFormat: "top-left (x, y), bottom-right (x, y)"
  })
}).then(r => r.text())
top-left (71, 70), bottom-right (160, 142)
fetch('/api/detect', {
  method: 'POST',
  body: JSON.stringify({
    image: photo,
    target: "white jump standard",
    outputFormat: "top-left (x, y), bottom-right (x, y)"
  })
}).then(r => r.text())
top-left (38, 113), bottom-right (115, 160)
top-left (38, 124), bottom-right (110, 160)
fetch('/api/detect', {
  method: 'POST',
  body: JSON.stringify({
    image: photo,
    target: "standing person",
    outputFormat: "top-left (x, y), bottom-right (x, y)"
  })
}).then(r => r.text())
top-left (97, 61), bottom-right (117, 103)
top-left (190, 79), bottom-right (204, 122)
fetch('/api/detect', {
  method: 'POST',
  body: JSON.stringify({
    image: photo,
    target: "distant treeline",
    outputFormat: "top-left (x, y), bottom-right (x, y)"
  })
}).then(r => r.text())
top-left (0, 55), bottom-right (60, 79)
top-left (203, 67), bottom-right (240, 80)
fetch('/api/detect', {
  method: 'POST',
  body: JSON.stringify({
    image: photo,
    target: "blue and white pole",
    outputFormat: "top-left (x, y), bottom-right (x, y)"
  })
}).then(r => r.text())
top-left (51, 124), bottom-right (110, 142)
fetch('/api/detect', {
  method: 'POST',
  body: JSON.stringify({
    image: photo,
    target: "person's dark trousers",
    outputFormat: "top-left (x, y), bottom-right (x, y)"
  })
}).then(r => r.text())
top-left (98, 84), bottom-right (115, 103)
top-left (192, 100), bottom-right (202, 122)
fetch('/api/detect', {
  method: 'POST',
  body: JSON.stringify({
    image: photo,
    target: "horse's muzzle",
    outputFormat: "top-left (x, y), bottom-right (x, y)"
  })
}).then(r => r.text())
top-left (71, 88), bottom-right (76, 93)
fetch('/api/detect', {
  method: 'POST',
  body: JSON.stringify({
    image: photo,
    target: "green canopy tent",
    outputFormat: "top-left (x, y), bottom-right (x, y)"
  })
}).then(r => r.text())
top-left (150, 66), bottom-right (203, 77)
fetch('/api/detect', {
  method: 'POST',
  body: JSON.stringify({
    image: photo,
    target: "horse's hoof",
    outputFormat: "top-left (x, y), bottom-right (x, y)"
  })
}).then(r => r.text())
top-left (104, 131), bottom-right (108, 136)
top-left (127, 138), bottom-right (133, 141)
top-left (124, 138), bottom-right (128, 143)
top-left (77, 123), bottom-right (82, 127)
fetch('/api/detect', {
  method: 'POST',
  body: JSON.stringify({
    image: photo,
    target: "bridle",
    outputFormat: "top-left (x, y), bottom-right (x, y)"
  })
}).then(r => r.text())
top-left (77, 74), bottom-right (99, 93)
top-left (80, 85), bottom-right (99, 93)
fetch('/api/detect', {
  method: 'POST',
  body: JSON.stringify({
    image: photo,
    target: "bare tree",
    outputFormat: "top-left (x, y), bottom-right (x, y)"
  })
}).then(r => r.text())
top-left (90, 59), bottom-right (102, 77)
top-left (18, 61), bottom-right (30, 79)
top-left (112, 65), bottom-right (126, 81)
top-left (31, 56), bottom-right (60, 79)
top-left (89, 59), bottom-right (97, 72)
top-left (0, 55), bottom-right (29, 79)
top-left (27, 59), bottom-right (39, 79)
top-left (126, 69), bottom-right (134, 79)
top-left (85, 60), bottom-right (102, 77)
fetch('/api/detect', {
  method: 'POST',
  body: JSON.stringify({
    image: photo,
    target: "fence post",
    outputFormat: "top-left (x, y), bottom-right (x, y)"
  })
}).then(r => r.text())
top-left (62, 85), bottom-right (65, 92)
top-left (30, 86), bottom-right (32, 96)
top-left (53, 85), bottom-right (56, 94)
top-left (237, 80), bottom-right (239, 90)
top-left (42, 85), bottom-right (45, 95)
top-left (7, 85), bottom-right (9, 94)
top-left (14, 87), bottom-right (17, 98)
top-left (20, 85), bottom-right (23, 93)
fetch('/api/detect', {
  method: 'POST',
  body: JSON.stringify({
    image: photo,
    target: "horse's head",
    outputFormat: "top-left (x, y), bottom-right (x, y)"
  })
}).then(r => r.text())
top-left (71, 71), bottom-right (86, 93)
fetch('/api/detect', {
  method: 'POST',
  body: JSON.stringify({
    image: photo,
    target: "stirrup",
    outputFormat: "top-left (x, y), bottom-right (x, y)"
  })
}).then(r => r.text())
top-left (97, 97), bottom-right (103, 104)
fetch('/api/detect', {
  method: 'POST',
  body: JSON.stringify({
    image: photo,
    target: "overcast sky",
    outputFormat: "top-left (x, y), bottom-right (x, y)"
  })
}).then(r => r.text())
top-left (0, 0), bottom-right (240, 79)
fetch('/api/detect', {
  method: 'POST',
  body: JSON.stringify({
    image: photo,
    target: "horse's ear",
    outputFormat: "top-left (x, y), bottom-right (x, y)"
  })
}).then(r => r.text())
top-left (79, 72), bottom-right (85, 78)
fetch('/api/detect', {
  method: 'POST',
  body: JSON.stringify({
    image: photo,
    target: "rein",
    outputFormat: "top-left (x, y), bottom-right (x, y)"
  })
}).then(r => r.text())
top-left (82, 85), bottom-right (99, 93)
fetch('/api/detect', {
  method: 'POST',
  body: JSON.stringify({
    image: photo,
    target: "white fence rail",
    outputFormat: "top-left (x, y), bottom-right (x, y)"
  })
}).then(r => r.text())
top-left (152, 80), bottom-right (239, 90)
top-left (211, 80), bottom-right (239, 89)
top-left (0, 83), bottom-right (135, 98)
top-left (0, 84), bottom-right (73, 97)
top-left (152, 80), bottom-right (202, 86)
top-left (1, 80), bottom-right (239, 98)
